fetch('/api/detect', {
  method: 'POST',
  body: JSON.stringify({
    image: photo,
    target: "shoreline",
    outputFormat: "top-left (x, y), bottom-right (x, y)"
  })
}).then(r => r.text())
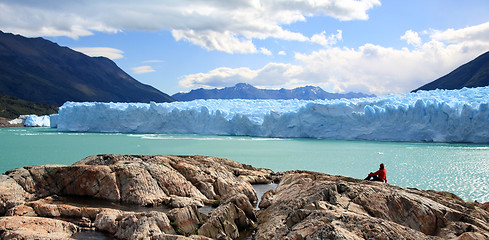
top-left (2, 128), bottom-right (488, 203)
top-left (0, 154), bottom-right (488, 239)
top-left (0, 117), bottom-right (23, 127)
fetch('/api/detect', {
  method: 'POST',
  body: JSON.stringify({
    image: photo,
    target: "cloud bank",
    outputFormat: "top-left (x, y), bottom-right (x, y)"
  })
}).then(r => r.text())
top-left (73, 47), bottom-right (124, 60)
top-left (180, 22), bottom-right (489, 95)
top-left (2, 1), bottom-right (488, 96)
top-left (132, 66), bottom-right (156, 74)
top-left (0, 0), bottom-right (379, 53)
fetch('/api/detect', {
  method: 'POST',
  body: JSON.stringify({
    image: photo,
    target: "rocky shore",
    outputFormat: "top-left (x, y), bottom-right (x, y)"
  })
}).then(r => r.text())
top-left (0, 154), bottom-right (488, 239)
top-left (0, 117), bottom-right (23, 127)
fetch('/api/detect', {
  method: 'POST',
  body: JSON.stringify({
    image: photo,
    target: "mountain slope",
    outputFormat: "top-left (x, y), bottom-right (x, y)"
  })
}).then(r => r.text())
top-left (0, 94), bottom-right (58, 119)
top-left (0, 31), bottom-right (173, 106)
top-left (413, 51), bottom-right (489, 92)
top-left (172, 83), bottom-right (375, 101)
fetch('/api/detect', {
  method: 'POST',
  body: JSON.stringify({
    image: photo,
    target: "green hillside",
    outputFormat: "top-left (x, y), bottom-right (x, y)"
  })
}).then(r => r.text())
top-left (0, 94), bottom-right (58, 119)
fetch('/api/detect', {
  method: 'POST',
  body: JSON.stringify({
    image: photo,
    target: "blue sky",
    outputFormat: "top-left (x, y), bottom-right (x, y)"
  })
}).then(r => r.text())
top-left (1, 0), bottom-right (489, 96)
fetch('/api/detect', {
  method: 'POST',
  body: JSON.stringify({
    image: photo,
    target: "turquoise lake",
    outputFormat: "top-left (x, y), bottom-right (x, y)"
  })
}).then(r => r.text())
top-left (1, 127), bottom-right (488, 202)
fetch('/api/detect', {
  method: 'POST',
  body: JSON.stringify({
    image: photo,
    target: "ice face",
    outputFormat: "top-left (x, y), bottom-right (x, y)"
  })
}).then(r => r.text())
top-left (24, 115), bottom-right (51, 127)
top-left (53, 87), bottom-right (489, 143)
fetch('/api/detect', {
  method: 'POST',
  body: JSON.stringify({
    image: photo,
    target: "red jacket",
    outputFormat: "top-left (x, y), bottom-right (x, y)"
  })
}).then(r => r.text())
top-left (369, 168), bottom-right (387, 182)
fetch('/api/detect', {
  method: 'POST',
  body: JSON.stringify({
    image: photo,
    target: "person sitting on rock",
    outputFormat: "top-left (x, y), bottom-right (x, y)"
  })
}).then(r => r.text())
top-left (364, 163), bottom-right (387, 183)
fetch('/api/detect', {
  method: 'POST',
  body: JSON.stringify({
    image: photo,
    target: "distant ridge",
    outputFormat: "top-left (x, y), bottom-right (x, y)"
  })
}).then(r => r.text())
top-left (0, 31), bottom-right (174, 106)
top-left (413, 51), bottom-right (489, 92)
top-left (172, 83), bottom-right (375, 101)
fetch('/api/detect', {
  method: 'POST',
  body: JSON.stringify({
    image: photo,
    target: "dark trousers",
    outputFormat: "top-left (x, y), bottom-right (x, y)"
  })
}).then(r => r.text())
top-left (364, 175), bottom-right (383, 182)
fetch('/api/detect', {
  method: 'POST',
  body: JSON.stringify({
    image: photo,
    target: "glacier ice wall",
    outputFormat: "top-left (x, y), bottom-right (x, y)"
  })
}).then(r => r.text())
top-left (54, 87), bottom-right (489, 143)
top-left (24, 115), bottom-right (51, 127)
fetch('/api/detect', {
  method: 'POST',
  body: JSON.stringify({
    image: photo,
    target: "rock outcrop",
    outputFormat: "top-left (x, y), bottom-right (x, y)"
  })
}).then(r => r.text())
top-left (0, 155), bottom-right (488, 239)
top-left (0, 155), bottom-right (273, 239)
top-left (255, 171), bottom-right (489, 240)
top-left (0, 216), bottom-right (78, 239)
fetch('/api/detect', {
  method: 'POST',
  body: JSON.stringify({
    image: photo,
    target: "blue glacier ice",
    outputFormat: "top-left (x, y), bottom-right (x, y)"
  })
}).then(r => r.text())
top-left (24, 115), bottom-right (51, 127)
top-left (53, 87), bottom-right (489, 143)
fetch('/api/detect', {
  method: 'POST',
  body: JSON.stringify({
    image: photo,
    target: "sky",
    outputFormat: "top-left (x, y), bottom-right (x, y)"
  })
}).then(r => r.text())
top-left (1, 0), bottom-right (489, 96)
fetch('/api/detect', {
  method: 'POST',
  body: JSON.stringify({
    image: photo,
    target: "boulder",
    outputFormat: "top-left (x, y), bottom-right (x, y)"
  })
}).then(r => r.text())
top-left (93, 208), bottom-right (177, 238)
top-left (113, 211), bottom-right (175, 239)
top-left (258, 189), bottom-right (274, 209)
top-left (222, 193), bottom-right (255, 220)
top-left (198, 202), bottom-right (252, 239)
top-left (0, 175), bottom-right (32, 215)
top-left (167, 205), bottom-right (206, 235)
top-left (5, 204), bottom-right (37, 217)
top-left (93, 208), bottom-right (122, 234)
top-left (167, 196), bottom-right (204, 208)
top-left (166, 155), bottom-right (272, 203)
top-left (0, 216), bottom-right (78, 240)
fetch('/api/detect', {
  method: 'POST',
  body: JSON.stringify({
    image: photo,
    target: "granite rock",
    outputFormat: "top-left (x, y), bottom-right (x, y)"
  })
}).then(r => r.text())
top-left (0, 154), bottom-right (272, 239)
top-left (0, 216), bottom-right (78, 240)
top-left (1, 155), bottom-right (488, 239)
top-left (255, 171), bottom-right (489, 240)
top-left (0, 175), bottom-right (32, 216)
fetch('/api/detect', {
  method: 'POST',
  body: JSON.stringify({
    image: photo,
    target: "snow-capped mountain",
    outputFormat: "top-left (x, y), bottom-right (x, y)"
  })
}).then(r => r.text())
top-left (172, 83), bottom-right (375, 101)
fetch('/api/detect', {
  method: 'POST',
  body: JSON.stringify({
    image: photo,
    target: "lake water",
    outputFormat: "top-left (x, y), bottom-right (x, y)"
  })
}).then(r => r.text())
top-left (1, 127), bottom-right (488, 203)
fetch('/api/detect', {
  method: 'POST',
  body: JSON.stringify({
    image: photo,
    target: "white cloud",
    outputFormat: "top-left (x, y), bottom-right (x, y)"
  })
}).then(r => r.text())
top-left (268, 0), bottom-right (381, 21)
top-left (180, 63), bottom-right (303, 89)
top-left (311, 30), bottom-right (343, 47)
top-left (172, 29), bottom-right (257, 54)
top-left (0, 0), bottom-right (380, 53)
top-left (73, 47), bottom-right (124, 60)
top-left (401, 30), bottom-right (421, 47)
top-left (180, 22), bottom-right (489, 95)
top-left (260, 47), bottom-right (272, 55)
top-left (278, 51), bottom-right (286, 56)
top-left (431, 21), bottom-right (489, 43)
top-left (180, 67), bottom-right (256, 88)
top-left (143, 60), bottom-right (164, 63)
top-left (297, 38), bottom-right (489, 95)
top-left (0, 2), bottom-right (119, 39)
top-left (132, 65), bottom-right (155, 74)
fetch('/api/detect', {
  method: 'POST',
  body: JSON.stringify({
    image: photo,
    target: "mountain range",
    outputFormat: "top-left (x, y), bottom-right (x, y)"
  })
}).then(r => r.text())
top-left (413, 51), bottom-right (489, 92)
top-left (172, 83), bottom-right (376, 101)
top-left (1, 30), bottom-right (489, 117)
top-left (0, 30), bottom-right (173, 106)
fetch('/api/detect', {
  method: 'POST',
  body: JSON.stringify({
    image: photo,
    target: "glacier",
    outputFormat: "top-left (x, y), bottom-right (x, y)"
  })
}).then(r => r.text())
top-left (24, 115), bottom-right (51, 127)
top-left (52, 87), bottom-right (489, 143)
